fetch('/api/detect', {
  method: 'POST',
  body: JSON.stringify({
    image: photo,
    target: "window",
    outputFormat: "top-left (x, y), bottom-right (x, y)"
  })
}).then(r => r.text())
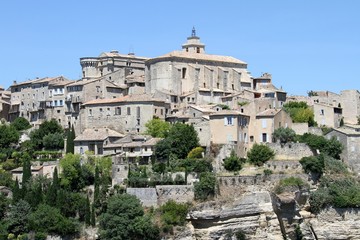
top-left (262, 119), bottom-right (267, 128)
top-left (196, 47), bottom-right (200, 53)
top-left (59, 100), bottom-right (63, 106)
top-left (320, 109), bottom-right (324, 115)
top-left (244, 133), bottom-right (248, 143)
top-left (89, 109), bottom-right (92, 116)
top-left (225, 116), bottom-right (233, 125)
top-left (161, 109), bottom-right (163, 115)
top-left (96, 86), bottom-right (100, 93)
top-left (182, 68), bottom-right (187, 78)
top-left (136, 107), bottom-right (140, 118)
top-left (127, 107), bottom-right (131, 115)
top-left (262, 133), bottom-right (267, 143)
top-left (115, 107), bottom-right (121, 115)
top-left (107, 108), bottom-right (111, 116)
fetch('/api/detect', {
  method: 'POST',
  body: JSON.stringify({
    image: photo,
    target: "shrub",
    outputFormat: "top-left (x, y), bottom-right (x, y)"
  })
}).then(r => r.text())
top-left (263, 169), bottom-right (273, 176)
top-left (187, 147), bottom-right (204, 159)
top-left (159, 200), bottom-right (189, 226)
top-left (223, 150), bottom-right (244, 172)
top-left (299, 155), bottom-right (325, 177)
top-left (274, 177), bottom-right (309, 194)
top-left (273, 127), bottom-right (296, 144)
top-left (194, 172), bottom-right (216, 200)
top-left (11, 117), bottom-right (31, 131)
top-left (247, 144), bottom-right (274, 166)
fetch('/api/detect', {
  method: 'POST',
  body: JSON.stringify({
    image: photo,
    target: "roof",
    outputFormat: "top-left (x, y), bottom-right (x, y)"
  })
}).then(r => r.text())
top-left (75, 128), bottom-right (124, 141)
top-left (256, 109), bottom-right (281, 117)
top-left (125, 74), bottom-right (145, 83)
top-left (11, 76), bottom-right (72, 87)
top-left (148, 50), bottom-right (247, 65)
top-left (11, 166), bottom-right (43, 172)
top-left (98, 51), bottom-right (149, 60)
top-left (327, 127), bottom-right (360, 136)
top-left (190, 105), bottom-right (216, 114)
top-left (104, 135), bottom-right (161, 148)
top-left (210, 110), bottom-right (243, 117)
top-left (83, 94), bottom-right (166, 105)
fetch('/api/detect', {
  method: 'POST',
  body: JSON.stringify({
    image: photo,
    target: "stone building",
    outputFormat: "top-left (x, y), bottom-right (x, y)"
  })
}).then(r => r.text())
top-left (326, 125), bottom-right (360, 174)
top-left (313, 102), bottom-right (342, 128)
top-left (145, 28), bottom-right (253, 111)
top-left (0, 86), bottom-right (10, 121)
top-left (74, 127), bottom-right (124, 155)
top-left (82, 94), bottom-right (170, 134)
top-left (339, 90), bottom-right (360, 125)
top-left (65, 77), bottom-right (124, 133)
top-left (80, 50), bottom-right (148, 83)
top-left (253, 109), bottom-right (293, 144)
top-left (9, 76), bottom-right (73, 128)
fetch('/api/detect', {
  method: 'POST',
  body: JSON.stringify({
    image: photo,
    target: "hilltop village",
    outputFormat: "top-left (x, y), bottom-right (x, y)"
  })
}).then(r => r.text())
top-left (1, 29), bottom-right (360, 239)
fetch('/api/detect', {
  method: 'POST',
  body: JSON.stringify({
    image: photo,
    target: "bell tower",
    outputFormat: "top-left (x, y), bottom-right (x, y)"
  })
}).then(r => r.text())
top-left (182, 27), bottom-right (205, 54)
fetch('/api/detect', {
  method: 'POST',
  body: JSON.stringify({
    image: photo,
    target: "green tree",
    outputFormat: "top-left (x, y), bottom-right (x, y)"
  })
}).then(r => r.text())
top-left (66, 125), bottom-right (75, 154)
top-left (187, 147), bottom-right (204, 159)
top-left (223, 150), bottom-right (244, 172)
top-left (90, 203), bottom-right (96, 227)
top-left (194, 172), bottom-right (216, 201)
top-left (85, 196), bottom-right (91, 226)
top-left (5, 200), bottom-right (31, 236)
top-left (30, 119), bottom-right (63, 150)
top-left (99, 194), bottom-right (159, 240)
top-left (0, 124), bottom-right (19, 150)
top-left (299, 155), bottom-right (325, 177)
top-left (145, 118), bottom-right (171, 138)
top-left (10, 117), bottom-right (31, 131)
top-left (46, 167), bottom-right (59, 207)
top-left (273, 127), bottom-right (296, 144)
top-left (155, 123), bottom-right (199, 160)
top-left (22, 153), bottom-right (32, 186)
top-left (60, 153), bottom-right (85, 191)
top-left (43, 132), bottom-right (64, 150)
top-left (160, 200), bottom-right (189, 226)
top-left (28, 204), bottom-right (79, 236)
top-left (247, 143), bottom-right (275, 166)
top-left (283, 101), bottom-right (316, 126)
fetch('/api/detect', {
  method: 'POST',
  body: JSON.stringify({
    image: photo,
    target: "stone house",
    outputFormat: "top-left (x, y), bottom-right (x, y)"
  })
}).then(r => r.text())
top-left (9, 76), bottom-right (73, 128)
top-left (145, 28), bottom-right (253, 111)
top-left (74, 127), bottom-right (124, 155)
top-left (253, 109), bottom-right (293, 144)
top-left (80, 50), bottom-right (148, 83)
top-left (326, 126), bottom-right (360, 174)
top-left (11, 166), bottom-right (43, 183)
top-left (65, 77), bottom-right (124, 134)
top-left (82, 94), bottom-right (170, 134)
top-left (0, 86), bottom-right (10, 121)
top-left (339, 90), bottom-right (360, 125)
top-left (313, 102), bottom-right (342, 128)
top-left (104, 134), bottom-right (160, 162)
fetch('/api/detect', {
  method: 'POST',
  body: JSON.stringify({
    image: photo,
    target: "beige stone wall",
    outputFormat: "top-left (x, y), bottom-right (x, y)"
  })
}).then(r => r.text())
top-left (291, 123), bottom-right (308, 135)
top-left (156, 185), bottom-right (194, 205)
top-left (313, 103), bottom-right (341, 128)
top-left (340, 90), bottom-right (360, 124)
top-left (210, 115), bottom-right (238, 144)
top-left (267, 143), bottom-right (313, 161)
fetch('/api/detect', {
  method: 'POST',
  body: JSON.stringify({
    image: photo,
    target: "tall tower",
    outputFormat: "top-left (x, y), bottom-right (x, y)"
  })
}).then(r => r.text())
top-left (182, 27), bottom-right (205, 54)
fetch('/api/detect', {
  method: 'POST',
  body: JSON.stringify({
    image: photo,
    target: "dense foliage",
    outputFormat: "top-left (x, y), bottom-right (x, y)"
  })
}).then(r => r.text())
top-left (247, 143), bottom-right (275, 166)
top-left (30, 119), bottom-right (64, 150)
top-left (223, 150), bottom-right (244, 172)
top-left (194, 172), bottom-right (216, 200)
top-left (66, 125), bottom-right (75, 154)
top-left (297, 133), bottom-right (343, 159)
top-left (99, 194), bottom-right (159, 240)
top-left (272, 127), bottom-right (296, 144)
top-left (159, 200), bottom-right (189, 227)
top-left (274, 177), bottom-right (309, 194)
top-left (155, 123), bottom-right (199, 160)
top-left (283, 101), bottom-right (316, 126)
top-left (145, 118), bottom-right (171, 138)
top-left (10, 117), bottom-right (31, 131)
top-left (187, 147), bottom-right (204, 159)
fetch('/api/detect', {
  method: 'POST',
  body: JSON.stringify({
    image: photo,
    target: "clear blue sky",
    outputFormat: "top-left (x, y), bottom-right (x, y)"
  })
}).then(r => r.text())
top-left (1, 1), bottom-right (359, 96)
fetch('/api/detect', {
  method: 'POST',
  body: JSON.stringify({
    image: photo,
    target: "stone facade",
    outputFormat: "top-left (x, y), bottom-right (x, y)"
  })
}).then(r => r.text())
top-left (156, 185), bottom-right (194, 205)
top-left (9, 76), bottom-right (72, 129)
top-left (267, 143), bottom-right (314, 161)
top-left (126, 188), bottom-right (158, 207)
top-left (145, 29), bottom-right (252, 109)
top-left (326, 126), bottom-right (360, 174)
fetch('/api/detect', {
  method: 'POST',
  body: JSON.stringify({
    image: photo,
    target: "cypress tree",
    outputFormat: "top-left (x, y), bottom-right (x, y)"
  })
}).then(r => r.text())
top-left (90, 203), bottom-right (96, 227)
top-left (22, 153), bottom-right (32, 185)
top-left (66, 125), bottom-right (75, 154)
top-left (85, 195), bottom-right (91, 226)
top-left (46, 167), bottom-right (59, 206)
top-left (94, 166), bottom-right (100, 208)
top-left (12, 178), bottom-right (21, 203)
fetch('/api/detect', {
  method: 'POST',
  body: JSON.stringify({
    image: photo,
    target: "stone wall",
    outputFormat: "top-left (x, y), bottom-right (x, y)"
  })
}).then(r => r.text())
top-left (291, 123), bottom-right (308, 135)
top-left (126, 188), bottom-right (157, 207)
top-left (265, 160), bottom-right (303, 172)
top-left (308, 127), bottom-right (323, 135)
top-left (267, 143), bottom-right (313, 160)
top-left (218, 174), bottom-right (309, 197)
top-left (156, 185), bottom-right (194, 205)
